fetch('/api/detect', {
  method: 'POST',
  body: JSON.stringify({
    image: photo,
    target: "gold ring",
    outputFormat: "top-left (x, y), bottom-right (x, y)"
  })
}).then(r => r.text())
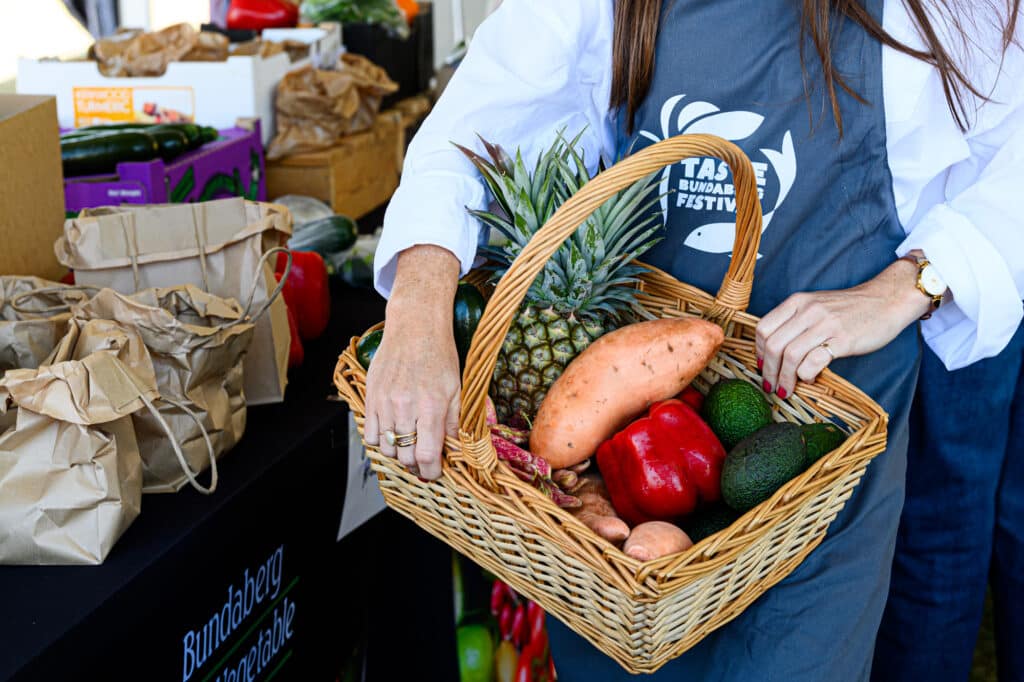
top-left (819, 341), bottom-right (835, 361)
top-left (384, 430), bottom-right (417, 448)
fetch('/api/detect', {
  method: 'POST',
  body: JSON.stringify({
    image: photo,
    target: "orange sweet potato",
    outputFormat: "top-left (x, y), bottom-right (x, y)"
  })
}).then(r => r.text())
top-left (531, 318), bottom-right (724, 469)
top-left (623, 521), bottom-right (694, 562)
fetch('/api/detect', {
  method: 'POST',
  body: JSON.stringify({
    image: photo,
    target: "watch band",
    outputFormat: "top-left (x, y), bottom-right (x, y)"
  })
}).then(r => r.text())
top-left (900, 254), bottom-right (943, 320)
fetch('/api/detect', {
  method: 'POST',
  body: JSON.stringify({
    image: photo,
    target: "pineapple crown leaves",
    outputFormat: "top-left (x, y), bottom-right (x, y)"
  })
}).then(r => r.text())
top-left (457, 130), bottom-right (665, 319)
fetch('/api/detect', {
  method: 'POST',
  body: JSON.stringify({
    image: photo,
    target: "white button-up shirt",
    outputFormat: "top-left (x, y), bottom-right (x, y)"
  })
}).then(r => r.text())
top-left (376, 0), bottom-right (1024, 370)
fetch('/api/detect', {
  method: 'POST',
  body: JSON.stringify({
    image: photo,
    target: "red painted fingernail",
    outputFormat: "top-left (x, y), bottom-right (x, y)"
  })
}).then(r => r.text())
top-left (776, 387), bottom-right (788, 399)
top-left (763, 380), bottom-right (772, 393)
top-left (757, 357), bottom-right (764, 370)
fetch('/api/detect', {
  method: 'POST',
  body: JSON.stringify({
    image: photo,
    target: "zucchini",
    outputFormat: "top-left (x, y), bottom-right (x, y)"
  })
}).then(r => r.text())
top-left (199, 126), bottom-right (220, 144)
top-left (61, 132), bottom-right (161, 177)
top-left (144, 126), bottom-right (190, 162)
top-left (289, 215), bottom-right (359, 257)
top-left (69, 123), bottom-right (208, 149)
top-left (453, 283), bottom-right (486, 370)
top-left (148, 123), bottom-right (203, 149)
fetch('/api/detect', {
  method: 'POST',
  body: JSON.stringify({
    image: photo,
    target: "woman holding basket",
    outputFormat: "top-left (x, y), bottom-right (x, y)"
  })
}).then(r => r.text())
top-left (361, 0), bottom-right (1023, 678)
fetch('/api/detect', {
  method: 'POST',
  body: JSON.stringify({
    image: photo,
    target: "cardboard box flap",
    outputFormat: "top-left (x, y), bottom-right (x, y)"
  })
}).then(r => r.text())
top-left (56, 198), bottom-right (292, 271)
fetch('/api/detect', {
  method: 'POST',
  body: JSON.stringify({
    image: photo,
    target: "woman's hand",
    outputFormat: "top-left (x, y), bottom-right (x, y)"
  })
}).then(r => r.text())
top-left (756, 256), bottom-right (934, 399)
top-left (363, 246), bottom-right (462, 480)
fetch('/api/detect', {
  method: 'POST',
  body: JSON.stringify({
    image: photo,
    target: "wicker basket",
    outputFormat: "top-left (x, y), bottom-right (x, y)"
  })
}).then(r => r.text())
top-left (333, 134), bottom-right (888, 674)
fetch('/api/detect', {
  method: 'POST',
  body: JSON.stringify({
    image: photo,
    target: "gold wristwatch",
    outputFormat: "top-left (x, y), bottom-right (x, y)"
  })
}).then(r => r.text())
top-left (900, 252), bottom-right (946, 320)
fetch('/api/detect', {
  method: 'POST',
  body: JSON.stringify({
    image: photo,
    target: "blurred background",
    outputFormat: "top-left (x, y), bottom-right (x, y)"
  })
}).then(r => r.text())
top-left (0, 0), bottom-right (498, 91)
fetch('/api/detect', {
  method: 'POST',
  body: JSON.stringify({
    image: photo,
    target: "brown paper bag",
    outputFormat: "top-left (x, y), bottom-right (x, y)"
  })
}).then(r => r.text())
top-left (92, 24), bottom-right (200, 77)
top-left (0, 332), bottom-right (154, 565)
top-left (266, 53), bottom-right (399, 160)
top-left (71, 286), bottom-right (255, 493)
top-left (0, 277), bottom-right (93, 373)
top-left (54, 198), bottom-right (292, 405)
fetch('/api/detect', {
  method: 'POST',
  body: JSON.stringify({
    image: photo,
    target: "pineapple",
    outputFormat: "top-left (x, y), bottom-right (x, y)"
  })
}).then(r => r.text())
top-left (457, 132), bottom-right (663, 428)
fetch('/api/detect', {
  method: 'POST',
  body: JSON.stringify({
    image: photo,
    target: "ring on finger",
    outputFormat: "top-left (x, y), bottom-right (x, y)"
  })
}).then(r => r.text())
top-left (384, 429), bottom-right (417, 448)
top-left (818, 339), bottom-right (836, 361)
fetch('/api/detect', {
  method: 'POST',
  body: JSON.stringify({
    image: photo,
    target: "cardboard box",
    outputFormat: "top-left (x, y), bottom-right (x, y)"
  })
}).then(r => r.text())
top-left (0, 96), bottom-right (66, 280)
top-left (265, 110), bottom-right (404, 219)
top-left (15, 25), bottom-right (341, 145)
top-left (64, 121), bottom-right (266, 212)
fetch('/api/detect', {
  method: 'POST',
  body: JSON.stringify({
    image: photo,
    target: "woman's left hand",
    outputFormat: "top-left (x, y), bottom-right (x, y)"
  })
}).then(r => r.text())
top-left (757, 257), bottom-right (934, 399)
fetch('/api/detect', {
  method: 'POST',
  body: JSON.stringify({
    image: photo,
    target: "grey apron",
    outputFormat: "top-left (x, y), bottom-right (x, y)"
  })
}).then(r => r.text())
top-left (547, 0), bottom-right (920, 679)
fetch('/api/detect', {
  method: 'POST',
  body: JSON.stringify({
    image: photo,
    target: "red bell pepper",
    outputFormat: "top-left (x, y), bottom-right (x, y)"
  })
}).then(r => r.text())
top-left (275, 250), bottom-right (331, 341)
top-left (678, 385), bottom-right (705, 411)
top-left (596, 399), bottom-right (726, 526)
top-left (226, 0), bottom-right (298, 30)
top-left (274, 270), bottom-right (305, 368)
top-left (284, 303), bottom-right (304, 368)
top-left (515, 626), bottom-right (553, 682)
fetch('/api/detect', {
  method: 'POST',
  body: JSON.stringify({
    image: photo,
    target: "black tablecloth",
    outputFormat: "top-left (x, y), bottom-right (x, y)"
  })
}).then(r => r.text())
top-left (0, 281), bottom-right (459, 682)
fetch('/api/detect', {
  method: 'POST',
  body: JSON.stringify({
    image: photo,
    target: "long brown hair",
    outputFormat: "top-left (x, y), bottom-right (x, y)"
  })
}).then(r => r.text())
top-left (611, 0), bottom-right (1021, 135)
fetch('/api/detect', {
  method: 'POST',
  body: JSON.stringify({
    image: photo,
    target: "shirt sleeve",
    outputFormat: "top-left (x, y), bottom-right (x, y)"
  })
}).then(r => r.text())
top-left (885, 5), bottom-right (1024, 370)
top-left (373, 0), bottom-right (615, 298)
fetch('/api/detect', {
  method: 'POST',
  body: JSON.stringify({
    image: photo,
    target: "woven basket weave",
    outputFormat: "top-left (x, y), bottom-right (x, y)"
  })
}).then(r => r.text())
top-left (333, 134), bottom-right (889, 674)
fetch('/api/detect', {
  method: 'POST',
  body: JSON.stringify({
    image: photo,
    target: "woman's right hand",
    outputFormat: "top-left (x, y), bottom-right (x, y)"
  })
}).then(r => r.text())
top-left (363, 245), bottom-right (463, 481)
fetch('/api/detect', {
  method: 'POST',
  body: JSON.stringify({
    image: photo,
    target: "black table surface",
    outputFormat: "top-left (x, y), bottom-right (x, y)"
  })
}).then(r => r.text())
top-left (0, 280), bottom-right (389, 680)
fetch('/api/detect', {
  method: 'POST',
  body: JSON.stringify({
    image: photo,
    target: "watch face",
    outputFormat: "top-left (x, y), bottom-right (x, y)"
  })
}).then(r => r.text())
top-left (920, 264), bottom-right (946, 297)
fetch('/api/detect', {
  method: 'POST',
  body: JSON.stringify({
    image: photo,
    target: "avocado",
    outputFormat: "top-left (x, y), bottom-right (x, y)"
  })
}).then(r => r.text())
top-left (702, 378), bottom-right (773, 450)
top-left (801, 422), bottom-right (848, 468)
top-left (721, 422), bottom-right (807, 512)
top-left (686, 504), bottom-right (742, 543)
top-left (356, 328), bottom-right (384, 369)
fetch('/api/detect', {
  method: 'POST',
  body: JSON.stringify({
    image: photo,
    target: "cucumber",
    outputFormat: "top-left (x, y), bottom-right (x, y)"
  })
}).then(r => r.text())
top-left (289, 215), bottom-right (359, 257)
top-left (61, 132), bottom-right (161, 177)
top-left (143, 126), bottom-right (190, 161)
top-left (453, 283), bottom-right (486, 371)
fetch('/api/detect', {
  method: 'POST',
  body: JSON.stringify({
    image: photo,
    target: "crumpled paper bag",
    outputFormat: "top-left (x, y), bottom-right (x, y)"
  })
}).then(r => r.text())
top-left (0, 276), bottom-right (90, 373)
top-left (71, 286), bottom-right (254, 493)
top-left (0, 324), bottom-right (156, 565)
top-left (266, 53), bottom-right (398, 160)
top-left (91, 23), bottom-right (228, 77)
top-left (55, 197), bottom-right (292, 406)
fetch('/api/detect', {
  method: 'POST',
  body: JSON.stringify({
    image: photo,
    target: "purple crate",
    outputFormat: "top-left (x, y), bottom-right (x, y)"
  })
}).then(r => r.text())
top-left (63, 122), bottom-right (266, 212)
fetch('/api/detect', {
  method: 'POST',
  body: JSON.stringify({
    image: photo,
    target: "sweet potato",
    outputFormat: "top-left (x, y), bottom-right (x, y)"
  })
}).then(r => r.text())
top-left (531, 318), bottom-right (724, 469)
top-left (570, 473), bottom-right (631, 545)
top-left (624, 521), bottom-right (694, 562)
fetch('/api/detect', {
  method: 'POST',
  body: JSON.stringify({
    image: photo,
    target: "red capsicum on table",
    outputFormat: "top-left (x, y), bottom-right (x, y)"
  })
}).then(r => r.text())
top-left (226, 0), bottom-right (298, 30)
top-left (596, 398), bottom-right (726, 527)
top-left (275, 250), bottom-right (331, 341)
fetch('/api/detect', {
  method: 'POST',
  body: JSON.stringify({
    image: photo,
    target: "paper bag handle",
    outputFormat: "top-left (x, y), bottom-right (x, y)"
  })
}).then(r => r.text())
top-left (8, 286), bottom-right (100, 315)
top-left (237, 246), bottom-right (291, 324)
top-left (112, 361), bottom-right (220, 495)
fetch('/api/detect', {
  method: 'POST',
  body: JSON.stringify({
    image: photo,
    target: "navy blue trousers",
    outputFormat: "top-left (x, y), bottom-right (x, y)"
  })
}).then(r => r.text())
top-left (874, 324), bottom-right (1024, 682)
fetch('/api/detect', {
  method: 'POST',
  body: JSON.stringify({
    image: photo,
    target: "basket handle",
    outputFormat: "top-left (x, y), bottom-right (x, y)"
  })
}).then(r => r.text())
top-left (458, 134), bottom-right (763, 481)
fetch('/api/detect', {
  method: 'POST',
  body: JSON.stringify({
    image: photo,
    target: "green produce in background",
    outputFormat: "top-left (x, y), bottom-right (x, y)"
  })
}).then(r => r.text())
top-left (289, 215), bottom-right (359, 258)
top-left (456, 624), bottom-right (495, 682)
top-left (143, 126), bottom-right (190, 161)
top-left (300, 0), bottom-right (410, 37)
top-left (61, 132), bottom-right (160, 177)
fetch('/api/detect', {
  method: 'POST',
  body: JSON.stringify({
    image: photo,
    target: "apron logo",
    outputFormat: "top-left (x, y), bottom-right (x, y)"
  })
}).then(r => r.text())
top-left (638, 95), bottom-right (797, 256)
